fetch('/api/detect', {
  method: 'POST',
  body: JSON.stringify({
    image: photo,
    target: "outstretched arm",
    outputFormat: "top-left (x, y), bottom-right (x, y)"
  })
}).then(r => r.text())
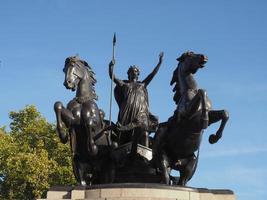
top-left (109, 59), bottom-right (122, 85)
top-left (142, 52), bottom-right (164, 86)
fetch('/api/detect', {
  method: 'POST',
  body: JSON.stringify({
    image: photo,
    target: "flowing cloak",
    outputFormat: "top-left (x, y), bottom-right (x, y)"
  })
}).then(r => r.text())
top-left (114, 80), bottom-right (158, 132)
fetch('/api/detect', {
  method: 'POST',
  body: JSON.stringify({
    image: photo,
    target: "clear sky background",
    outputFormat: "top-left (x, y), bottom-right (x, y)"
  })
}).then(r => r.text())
top-left (1, 0), bottom-right (267, 199)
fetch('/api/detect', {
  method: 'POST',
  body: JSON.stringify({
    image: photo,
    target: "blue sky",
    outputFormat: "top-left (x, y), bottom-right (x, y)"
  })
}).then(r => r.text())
top-left (1, 0), bottom-right (267, 199)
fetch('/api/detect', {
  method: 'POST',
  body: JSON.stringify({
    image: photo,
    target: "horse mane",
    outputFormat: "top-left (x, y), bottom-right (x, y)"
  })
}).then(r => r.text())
top-left (176, 51), bottom-right (194, 62)
top-left (170, 62), bottom-right (181, 105)
top-left (171, 51), bottom-right (195, 105)
top-left (64, 56), bottom-right (98, 100)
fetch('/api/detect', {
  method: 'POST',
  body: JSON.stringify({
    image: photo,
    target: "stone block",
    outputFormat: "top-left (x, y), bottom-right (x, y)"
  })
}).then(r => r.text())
top-left (71, 189), bottom-right (86, 199)
top-left (41, 183), bottom-right (236, 200)
top-left (199, 192), bottom-right (214, 200)
top-left (189, 191), bottom-right (200, 200)
top-left (212, 194), bottom-right (236, 200)
top-left (44, 186), bottom-right (72, 200)
top-left (100, 188), bottom-right (122, 198)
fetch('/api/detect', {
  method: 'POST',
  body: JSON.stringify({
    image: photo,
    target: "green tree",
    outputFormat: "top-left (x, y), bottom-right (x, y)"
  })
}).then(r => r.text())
top-left (0, 105), bottom-right (76, 200)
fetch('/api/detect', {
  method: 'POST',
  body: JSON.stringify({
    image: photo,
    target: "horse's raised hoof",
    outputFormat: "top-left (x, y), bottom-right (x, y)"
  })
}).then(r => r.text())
top-left (209, 134), bottom-right (218, 144)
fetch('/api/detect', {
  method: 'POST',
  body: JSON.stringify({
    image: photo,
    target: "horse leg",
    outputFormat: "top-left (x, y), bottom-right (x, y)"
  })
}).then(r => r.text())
top-left (72, 155), bottom-right (87, 186)
top-left (72, 155), bottom-right (81, 183)
top-left (198, 89), bottom-right (209, 129)
top-left (86, 124), bottom-right (98, 156)
top-left (208, 110), bottom-right (229, 144)
top-left (81, 107), bottom-right (98, 156)
top-left (178, 154), bottom-right (198, 186)
top-left (152, 124), bottom-right (168, 165)
top-left (102, 158), bottom-right (116, 184)
top-left (160, 152), bottom-right (171, 184)
top-left (54, 101), bottom-right (75, 143)
top-left (186, 89), bottom-right (209, 128)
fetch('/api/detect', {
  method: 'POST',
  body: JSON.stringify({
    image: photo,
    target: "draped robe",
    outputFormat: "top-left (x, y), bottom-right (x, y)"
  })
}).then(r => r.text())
top-left (114, 80), bottom-right (158, 144)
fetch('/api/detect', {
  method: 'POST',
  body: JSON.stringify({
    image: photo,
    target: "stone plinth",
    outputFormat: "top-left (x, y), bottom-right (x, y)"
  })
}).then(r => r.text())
top-left (39, 183), bottom-right (236, 200)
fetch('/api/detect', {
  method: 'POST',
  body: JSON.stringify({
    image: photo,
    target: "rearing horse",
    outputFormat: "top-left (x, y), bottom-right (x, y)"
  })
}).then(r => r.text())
top-left (54, 56), bottom-right (113, 185)
top-left (153, 51), bottom-right (229, 186)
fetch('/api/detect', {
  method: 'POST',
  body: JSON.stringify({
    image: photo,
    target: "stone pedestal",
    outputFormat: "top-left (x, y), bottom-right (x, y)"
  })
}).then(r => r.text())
top-left (39, 183), bottom-right (236, 200)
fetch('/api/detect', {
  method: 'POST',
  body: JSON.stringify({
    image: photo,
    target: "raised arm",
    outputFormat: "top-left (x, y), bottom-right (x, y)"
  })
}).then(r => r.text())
top-left (109, 59), bottom-right (122, 85)
top-left (142, 52), bottom-right (164, 86)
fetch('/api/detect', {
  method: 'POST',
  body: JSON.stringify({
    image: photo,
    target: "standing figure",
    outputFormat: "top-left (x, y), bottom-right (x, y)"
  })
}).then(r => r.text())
top-left (109, 52), bottom-right (163, 152)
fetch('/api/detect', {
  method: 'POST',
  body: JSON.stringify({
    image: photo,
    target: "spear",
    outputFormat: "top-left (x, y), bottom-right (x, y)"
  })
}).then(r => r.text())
top-left (108, 33), bottom-right (116, 145)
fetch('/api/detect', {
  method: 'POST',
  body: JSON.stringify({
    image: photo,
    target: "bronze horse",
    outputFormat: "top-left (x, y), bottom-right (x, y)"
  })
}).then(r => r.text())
top-left (54, 56), bottom-right (114, 185)
top-left (153, 51), bottom-right (229, 186)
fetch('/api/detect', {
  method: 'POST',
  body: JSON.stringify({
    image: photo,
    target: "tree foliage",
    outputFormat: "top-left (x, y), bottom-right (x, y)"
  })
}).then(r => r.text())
top-left (0, 105), bottom-right (76, 199)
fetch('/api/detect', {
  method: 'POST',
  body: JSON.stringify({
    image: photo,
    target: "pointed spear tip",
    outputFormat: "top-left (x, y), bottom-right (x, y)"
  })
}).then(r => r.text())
top-left (113, 33), bottom-right (116, 45)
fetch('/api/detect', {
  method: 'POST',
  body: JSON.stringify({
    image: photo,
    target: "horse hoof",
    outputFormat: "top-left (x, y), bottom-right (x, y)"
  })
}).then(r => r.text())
top-left (80, 181), bottom-right (86, 186)
top-left (209, 134), bottom-right (217, 144)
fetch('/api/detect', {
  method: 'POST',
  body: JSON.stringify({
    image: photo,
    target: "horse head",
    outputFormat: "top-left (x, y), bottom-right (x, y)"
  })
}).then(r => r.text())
top-left (177, 51), bottom-right (208, 74)
top-left (63, 56), bottom-right (96, 91)
top-left (170, 52), bottom-right (208, 105)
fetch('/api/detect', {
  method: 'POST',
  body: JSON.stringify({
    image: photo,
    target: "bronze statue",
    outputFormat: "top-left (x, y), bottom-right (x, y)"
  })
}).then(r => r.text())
top-left (152, 51), bottom-right (229, 185)
top-left (52, 34), bottom-right (229, 187)
top-left (54, 56), bottom-right (114, 185)
top-left (109, 52), bottom-right (163, 158)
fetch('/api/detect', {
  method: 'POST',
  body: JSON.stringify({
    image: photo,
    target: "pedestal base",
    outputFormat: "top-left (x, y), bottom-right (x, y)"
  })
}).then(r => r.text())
top-left (39, 183), bottom-right (236, 200)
